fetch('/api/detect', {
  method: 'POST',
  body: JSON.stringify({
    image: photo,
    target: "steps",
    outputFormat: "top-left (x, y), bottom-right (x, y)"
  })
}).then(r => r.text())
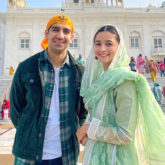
top-left (145, 73), bottom-right (165, 88)
top-left (0, 75), bottom-right (13, 102)
top-left (0, 73), bottom-right (164, 108)
top-left (144, 73), bottom-right (165, 112)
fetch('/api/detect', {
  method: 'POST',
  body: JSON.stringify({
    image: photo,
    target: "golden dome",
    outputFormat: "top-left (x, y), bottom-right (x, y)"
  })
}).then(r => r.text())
top-left (147, 4), bottom-right (155, 9)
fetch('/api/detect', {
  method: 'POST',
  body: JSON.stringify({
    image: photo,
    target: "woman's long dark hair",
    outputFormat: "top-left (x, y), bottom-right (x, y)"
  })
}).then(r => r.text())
top-left (93, 25), bottom-right (120, 44)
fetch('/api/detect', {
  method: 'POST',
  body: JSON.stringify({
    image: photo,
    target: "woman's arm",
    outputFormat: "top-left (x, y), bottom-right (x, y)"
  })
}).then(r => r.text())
top-left (87, 80), bottom-right (138, 145)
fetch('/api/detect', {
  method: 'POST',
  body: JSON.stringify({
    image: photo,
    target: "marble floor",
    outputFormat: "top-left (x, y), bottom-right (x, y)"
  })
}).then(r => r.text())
top-left (0, 123), bottom-right (83, 165)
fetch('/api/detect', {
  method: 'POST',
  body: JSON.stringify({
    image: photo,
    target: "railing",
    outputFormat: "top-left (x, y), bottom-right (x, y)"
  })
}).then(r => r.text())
top-left (152, 47), bottom-right (165, 53)
top-left (152, 47), bottom-right (165, 56)
top-left (62, 1), bottom-right (123, 9)
top-left (0, 81), bottom-right (12, 107)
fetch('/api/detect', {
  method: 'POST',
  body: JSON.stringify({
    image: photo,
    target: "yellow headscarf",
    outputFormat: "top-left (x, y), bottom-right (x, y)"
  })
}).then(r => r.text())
top-left (41, 14), bottom-right (74, 50)
top-left (149, 59), bottom-right (154, 69)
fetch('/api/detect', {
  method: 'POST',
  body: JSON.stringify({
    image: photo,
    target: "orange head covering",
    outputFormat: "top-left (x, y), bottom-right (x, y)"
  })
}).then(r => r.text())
top-left (41, 14), bottom-right (74, 50)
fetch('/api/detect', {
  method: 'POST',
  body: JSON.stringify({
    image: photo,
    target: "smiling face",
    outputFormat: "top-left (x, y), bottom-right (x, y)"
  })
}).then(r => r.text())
top-left (94, 31), bottom-right (119, 71)
top-left (45, 23), bottom-right (74, 54)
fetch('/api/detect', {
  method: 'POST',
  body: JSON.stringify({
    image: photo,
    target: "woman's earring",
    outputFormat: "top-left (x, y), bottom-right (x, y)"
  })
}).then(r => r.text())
top-left (95, 56), bottom-right (98, 60)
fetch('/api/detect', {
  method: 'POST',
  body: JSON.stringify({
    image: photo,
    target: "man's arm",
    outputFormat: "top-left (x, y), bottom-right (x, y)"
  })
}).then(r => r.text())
top-left (75, 63), bottom-right (88, 126)
top-left (78, 96), bottom-right (88, 126)
top-left (10, 64), bottom-right (26, 128)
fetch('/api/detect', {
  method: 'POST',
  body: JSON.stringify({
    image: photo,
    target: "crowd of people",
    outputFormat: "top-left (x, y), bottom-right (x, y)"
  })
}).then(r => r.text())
top-left (4, 14), bottom-right (165, 165)
top-left (129, 54), bottom-right (165, 81)
top-left (129, 55), bottom-right (165, 106)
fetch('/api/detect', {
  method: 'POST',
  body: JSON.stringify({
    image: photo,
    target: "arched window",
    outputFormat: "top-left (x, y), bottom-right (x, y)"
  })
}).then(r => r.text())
top-left (69, 32), bottom-right (79, 48)
top-left (152, 31), bottom-right (164, 48)
top-left (129, 31), bottom-right (140, 48)
top-left (19, 32), bottom-right (30, 49)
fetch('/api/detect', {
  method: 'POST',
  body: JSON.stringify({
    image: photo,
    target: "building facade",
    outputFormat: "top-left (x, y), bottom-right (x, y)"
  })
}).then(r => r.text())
top-left (1, 0), bottom-right (165, 74)
top-left (0, 13), bottom-right (5, 75)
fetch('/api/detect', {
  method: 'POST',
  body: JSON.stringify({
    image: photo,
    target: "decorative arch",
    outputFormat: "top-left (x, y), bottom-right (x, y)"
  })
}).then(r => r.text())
top-left (152, 30), bottom-right (164, 37)
top-left (19, 31), bottom-right (31, 38)
top-left (130, 31), bottom-right (140, 37)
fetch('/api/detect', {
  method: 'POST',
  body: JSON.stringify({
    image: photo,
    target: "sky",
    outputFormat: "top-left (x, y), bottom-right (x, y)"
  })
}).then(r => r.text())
top-left (0, 0), bottom-right (164, 12)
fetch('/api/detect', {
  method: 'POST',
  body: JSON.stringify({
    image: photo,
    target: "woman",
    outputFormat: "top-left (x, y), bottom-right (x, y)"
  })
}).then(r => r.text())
top-left (136, 54), bottom-right (145, 75)
top-left (129, 56), bottom-right (136, 72)
top-left (149, 59), bottom-right (158, 82)
top-left (9, 66), bottom-right (14, 75)
top-left (76, 25), bottom-right (165, 165)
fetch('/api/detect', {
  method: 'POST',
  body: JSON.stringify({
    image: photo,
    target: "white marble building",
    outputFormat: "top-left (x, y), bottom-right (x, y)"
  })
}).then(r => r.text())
top-left (1, 0), bottom-right (165, 75)
top-left (0, 13), bottom-right (6, 75)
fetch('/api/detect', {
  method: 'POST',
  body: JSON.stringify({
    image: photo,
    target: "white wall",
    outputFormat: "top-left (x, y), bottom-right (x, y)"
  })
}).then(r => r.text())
top-left (0, 14), bottom-right (5, 75)
top-left (2, 7), bottom-right (165, 74)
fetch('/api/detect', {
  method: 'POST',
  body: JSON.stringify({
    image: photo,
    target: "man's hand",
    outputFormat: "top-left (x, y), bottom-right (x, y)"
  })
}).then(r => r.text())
top-left (81, 135), bottom-right (88, 146)
top-left (76, 123), bottom-right (89, 144)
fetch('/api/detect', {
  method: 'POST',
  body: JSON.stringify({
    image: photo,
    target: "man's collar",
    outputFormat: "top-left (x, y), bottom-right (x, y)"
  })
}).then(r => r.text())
top-left (39, 49), bottom-right (70, 67)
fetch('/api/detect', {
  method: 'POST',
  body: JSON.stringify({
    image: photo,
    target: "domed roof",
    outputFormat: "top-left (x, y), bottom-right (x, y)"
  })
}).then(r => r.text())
top-left (147, 4), bottom-right (155, 9)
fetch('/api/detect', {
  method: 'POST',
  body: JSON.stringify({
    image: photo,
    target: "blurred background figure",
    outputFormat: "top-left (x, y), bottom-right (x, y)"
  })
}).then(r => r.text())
top-left (72, 54), bottom-right (76, 59)
top-left (159, 60), bottom-right (165, 77)
top-left (163, 86), bottom-right (165, 98)
top-left (149, 59), bottom-right (158, 82)
top-left (129, 56), bottom-right (136, 72)
top-left (0, 104), bottom-right (4, 119)
top-left (77, 54), bottom-right (83, 65)
top-left (144, 56), bottom-right (150, 73)
top-left (9, 66), bottom-right (14, 75)
top-left (136, 54), bottom-right (145, 75)
top-left (152, 82), bottom-right (163, 106)
top-left (1, 99), bottom-right (10, 120)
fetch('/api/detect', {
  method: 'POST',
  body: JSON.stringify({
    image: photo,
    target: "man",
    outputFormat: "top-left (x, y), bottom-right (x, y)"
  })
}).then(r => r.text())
top-left (10, 14), bottom-right (87, 165)
top-left (76, 54), bottom-right (83, 65)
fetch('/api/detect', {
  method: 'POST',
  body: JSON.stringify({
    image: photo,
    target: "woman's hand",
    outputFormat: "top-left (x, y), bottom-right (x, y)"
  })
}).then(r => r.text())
top-left (76, 123), bottom-right (89, 144)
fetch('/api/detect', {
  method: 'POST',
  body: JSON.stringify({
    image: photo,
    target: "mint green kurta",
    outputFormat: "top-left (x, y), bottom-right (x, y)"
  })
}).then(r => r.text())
top-left (81, 68), bottom-right (165, 165)
top-left (82, 73), bottom-right (139, 165)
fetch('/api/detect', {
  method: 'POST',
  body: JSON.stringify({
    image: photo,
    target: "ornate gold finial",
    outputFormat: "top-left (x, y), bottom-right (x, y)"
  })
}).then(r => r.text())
top-left (8, 0), bottom-right (26, 8)
top-left (58, 15), bottom-right (68, 21)
top-left (147, 3), bottom-right (154, 8)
